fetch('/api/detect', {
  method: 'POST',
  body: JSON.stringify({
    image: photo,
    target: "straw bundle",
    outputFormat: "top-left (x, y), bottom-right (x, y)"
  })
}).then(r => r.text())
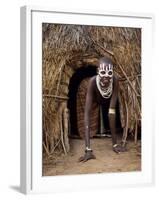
top-left (42, 23), bottom-right (141, 157)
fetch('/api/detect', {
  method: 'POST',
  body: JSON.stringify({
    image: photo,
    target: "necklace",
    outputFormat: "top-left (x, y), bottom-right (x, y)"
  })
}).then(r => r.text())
top-left (96, 75), bottom-right (113, 98)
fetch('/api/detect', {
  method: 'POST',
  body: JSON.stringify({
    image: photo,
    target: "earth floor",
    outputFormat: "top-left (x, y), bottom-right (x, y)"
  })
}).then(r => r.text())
top-left (43, 137), bottom-right (141, 176)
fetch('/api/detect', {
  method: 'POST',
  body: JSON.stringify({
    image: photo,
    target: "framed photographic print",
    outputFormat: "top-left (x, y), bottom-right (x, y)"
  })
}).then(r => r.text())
top-left (20, 6), bottom-right (154, 194)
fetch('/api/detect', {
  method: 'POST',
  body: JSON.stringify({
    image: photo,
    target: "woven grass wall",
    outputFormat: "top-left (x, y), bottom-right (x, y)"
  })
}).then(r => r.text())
top-left (42, 23), bottom-right (141, 157)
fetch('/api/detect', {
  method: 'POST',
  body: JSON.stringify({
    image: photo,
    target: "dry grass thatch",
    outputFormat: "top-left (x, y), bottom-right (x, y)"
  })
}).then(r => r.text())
top-left (42, 23), bottom-right (141, 157)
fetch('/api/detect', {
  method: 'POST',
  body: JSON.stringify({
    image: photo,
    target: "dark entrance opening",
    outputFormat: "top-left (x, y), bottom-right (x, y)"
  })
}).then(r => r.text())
top-left (99, 99), bottom-right (122, 137)
top-left (68, 65), bottom-right (97, 137)
top-left (68, 65), bottom-right (122, 138)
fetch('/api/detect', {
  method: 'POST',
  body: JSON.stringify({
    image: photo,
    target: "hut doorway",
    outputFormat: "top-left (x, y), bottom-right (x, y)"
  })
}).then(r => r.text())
top-left (68, 65), bottom-right (97, 138)
top-left (68, 65), bottom-right (122, 138)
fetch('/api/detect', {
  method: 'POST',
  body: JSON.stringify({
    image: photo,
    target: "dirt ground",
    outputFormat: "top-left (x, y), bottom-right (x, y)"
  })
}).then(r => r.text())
top-left (43, 137), bottom-right (141, 176)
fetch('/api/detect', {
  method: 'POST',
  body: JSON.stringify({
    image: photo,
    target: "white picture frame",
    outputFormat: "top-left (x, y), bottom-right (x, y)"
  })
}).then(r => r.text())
top-left (20, 5), bottom-right (154, 194)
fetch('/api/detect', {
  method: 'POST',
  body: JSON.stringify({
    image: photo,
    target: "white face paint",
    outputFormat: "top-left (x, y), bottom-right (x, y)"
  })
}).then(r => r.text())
top-left (98, 63), bottom-right (113, 78)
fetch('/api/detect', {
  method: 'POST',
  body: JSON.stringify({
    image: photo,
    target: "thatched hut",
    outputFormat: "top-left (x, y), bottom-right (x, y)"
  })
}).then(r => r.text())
top-left (42, 23), bottom-right (141, 157)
